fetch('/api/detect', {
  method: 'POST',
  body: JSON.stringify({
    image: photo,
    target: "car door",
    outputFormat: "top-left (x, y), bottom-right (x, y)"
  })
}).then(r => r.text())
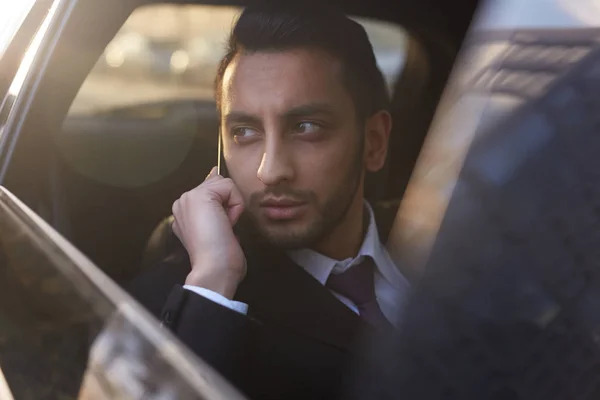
top-left (0, 184), bottom-right (246, 399)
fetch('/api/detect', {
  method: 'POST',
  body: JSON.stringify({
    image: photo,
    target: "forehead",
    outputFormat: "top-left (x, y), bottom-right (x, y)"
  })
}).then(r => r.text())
top-left (220, 48), bottom-right (352, 116)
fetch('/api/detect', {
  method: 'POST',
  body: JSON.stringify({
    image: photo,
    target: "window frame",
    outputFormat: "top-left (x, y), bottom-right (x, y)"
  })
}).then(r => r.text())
top-left (0, 0), bottom-right (57, 120)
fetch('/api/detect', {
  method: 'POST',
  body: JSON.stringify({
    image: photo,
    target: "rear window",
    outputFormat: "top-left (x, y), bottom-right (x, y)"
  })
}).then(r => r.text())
top-left (68, 4), bottom-right (408, 117)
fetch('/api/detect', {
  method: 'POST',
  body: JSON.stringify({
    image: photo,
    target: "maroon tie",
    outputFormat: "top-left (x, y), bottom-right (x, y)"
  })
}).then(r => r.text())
top-left (326, 257), bottom-right (393, 331)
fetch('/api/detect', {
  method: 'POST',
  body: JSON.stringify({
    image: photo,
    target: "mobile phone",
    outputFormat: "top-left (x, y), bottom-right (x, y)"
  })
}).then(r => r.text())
top-left (217, 129), bottom-right (229, 178)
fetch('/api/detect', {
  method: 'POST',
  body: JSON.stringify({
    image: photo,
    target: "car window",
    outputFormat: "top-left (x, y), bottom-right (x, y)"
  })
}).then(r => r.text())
top-left (61, 4), bottom-right (407, 189)
top-left (68, 4), bottom-right (406, 117)
top-left (475, 0), bottom-right (600, 29)
top-left (0, 186), bottom-right (245, 399)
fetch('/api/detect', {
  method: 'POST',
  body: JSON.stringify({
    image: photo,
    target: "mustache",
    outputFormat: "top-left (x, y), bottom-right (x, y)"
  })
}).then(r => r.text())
top-left (249, 187), bottom-right (316, 205)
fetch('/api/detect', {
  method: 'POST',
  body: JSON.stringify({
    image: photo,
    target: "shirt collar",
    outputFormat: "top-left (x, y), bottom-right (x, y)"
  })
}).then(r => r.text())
top-left (287, 202), bottom-right (389, 285)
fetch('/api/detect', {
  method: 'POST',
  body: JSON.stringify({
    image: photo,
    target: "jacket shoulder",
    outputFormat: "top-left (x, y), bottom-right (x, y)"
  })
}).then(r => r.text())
top-left (127, 246), bottom-right (190, 318)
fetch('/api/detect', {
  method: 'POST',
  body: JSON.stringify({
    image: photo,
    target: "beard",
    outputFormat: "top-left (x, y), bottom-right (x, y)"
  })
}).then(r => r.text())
top-left (245, 141), bottom-right (364, 250)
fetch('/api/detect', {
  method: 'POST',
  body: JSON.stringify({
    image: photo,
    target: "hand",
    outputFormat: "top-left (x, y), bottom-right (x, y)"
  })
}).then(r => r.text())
top-left (172, 167), bottom-right (246, 299)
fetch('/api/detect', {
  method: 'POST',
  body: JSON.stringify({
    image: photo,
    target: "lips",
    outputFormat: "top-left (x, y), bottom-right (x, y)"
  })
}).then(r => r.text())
top-left (260, 197), bottom-right (305, 207)
top-left (259, 197), bottom-right (307, 220)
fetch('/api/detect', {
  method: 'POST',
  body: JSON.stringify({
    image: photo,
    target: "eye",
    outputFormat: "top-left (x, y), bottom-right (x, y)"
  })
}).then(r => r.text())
top-left (232, 127), bottom-right (260, 142)
top-left (295, 122), bottom-right (322, 134)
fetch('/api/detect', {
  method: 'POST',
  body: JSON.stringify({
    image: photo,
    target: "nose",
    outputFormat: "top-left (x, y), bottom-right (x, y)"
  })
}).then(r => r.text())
top-left (257, 134), bottom-right (295, 186)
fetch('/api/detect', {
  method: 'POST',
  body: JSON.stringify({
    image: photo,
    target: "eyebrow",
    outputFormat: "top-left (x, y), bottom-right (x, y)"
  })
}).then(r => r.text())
top-left (223, 102), bottom-right (337, 126)
top-left (223, 112), bottom-right (262, 126)
top-left (283, 103), bottom-right (337, 119)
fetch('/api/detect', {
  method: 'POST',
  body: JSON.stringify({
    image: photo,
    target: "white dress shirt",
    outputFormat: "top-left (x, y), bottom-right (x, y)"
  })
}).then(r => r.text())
top-left (184, 202), bottom-right (409, 327)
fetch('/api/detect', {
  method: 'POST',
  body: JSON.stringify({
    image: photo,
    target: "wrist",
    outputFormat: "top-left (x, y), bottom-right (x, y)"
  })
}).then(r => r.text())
top-left (185, 265), bottom-right (244, 299)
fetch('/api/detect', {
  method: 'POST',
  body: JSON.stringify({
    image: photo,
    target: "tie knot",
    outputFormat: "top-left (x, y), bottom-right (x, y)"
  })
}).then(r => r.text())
top-left (326, 257), bottom-right (376, 306)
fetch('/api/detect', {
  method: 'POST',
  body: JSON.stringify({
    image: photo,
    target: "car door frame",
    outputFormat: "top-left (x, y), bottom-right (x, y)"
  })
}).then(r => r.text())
top-left (0, 0), bottom-right (75, 182)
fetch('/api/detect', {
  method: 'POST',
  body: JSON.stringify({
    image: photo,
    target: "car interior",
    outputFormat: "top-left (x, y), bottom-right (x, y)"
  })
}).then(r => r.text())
top-left (7, 0), bottom-right (600, 398)
top-left (0, 0), bottom-right (480, 289)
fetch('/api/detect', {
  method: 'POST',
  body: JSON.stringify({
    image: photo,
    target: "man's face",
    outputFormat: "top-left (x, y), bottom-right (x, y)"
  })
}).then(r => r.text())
top-left (220, 48), bottom-right (365, 248)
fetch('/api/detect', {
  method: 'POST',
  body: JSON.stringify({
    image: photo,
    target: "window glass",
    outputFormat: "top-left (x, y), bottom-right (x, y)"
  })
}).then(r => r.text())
top-left (0, 187), bottom-right (243, 399)
top-left (474, 0), bottom-right (600, 29)
top-left (68, 4), bottom-right (407, 117)
top-left (354, 17), bottom-right (408, 92)
top-left (67, 5), bottom-right (239, 117)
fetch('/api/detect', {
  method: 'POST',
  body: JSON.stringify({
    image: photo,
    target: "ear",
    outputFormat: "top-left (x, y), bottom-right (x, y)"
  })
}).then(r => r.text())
top-left (363, 110), bottom-right (392, 172)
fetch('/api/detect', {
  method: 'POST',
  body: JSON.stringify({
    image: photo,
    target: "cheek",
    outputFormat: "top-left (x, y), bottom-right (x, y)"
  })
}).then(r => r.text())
top-left (225, 146), bottom-right (263, 198)
top-left (292, 137), bottom-right (358, 192)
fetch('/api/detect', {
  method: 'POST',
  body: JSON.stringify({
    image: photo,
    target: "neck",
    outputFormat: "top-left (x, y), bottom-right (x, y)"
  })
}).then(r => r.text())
top-left (312, 195), bottom-right (365, 261)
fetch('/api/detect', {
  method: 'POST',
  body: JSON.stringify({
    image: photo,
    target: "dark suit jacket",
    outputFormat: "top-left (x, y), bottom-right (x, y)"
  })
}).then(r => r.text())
top-left (128, 207), bottom-right (398, 400)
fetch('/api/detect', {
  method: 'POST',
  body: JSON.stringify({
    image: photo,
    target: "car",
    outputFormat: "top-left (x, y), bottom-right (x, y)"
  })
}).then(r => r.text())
top-left (4, 0), bottom-right (600, 398)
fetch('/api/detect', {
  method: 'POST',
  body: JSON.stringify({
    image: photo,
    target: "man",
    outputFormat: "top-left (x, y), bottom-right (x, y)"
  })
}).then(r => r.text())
top-left (130, 5), bottom-right (409, 399)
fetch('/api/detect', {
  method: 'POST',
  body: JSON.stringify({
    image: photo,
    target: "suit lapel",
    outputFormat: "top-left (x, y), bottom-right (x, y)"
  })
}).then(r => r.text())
top-left (235, 244), bottom-right (365, 351)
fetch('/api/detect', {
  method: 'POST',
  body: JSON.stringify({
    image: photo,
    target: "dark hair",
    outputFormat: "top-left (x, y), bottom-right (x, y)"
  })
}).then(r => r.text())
top-left (214, 5), bottom-right (390, 122)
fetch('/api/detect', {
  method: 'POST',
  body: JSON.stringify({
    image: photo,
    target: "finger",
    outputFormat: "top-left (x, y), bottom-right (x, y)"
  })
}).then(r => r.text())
top-left (172, 198), bottom-right (180, 216)
top-left (172, 219), bottom-right (181, 239)
top-left (226, 184), bottom-right (245, 226)
top-left (206, 178), bottom-right (245, 225)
